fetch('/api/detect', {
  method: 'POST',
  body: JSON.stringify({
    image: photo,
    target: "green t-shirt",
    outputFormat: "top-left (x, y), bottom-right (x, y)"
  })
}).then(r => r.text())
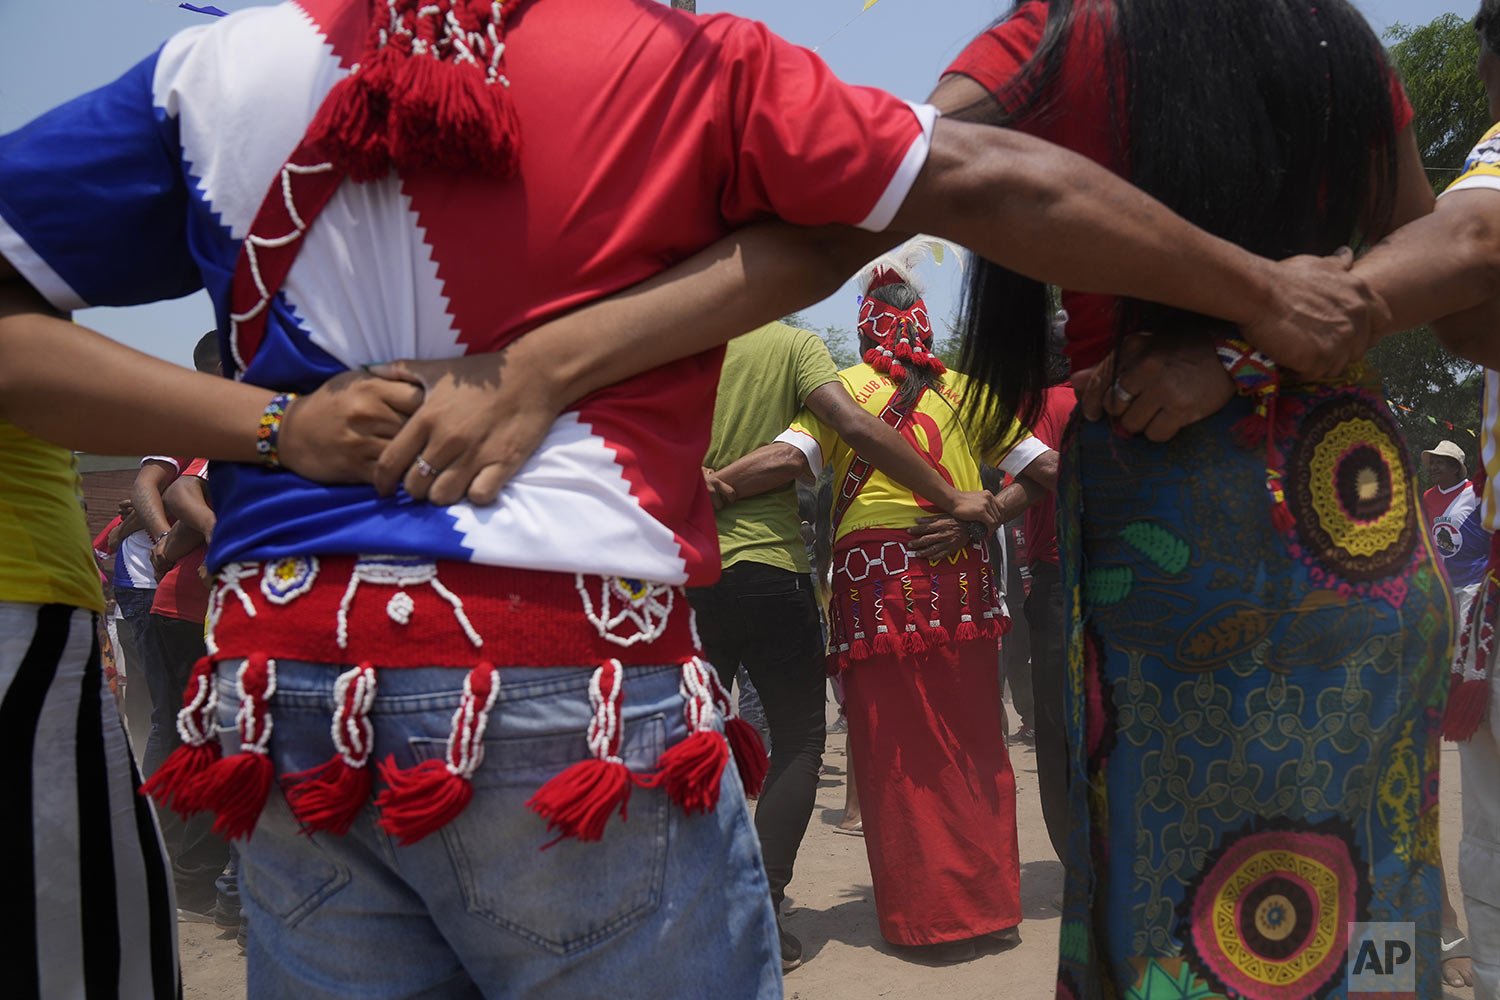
top-left (706, 323), bottom-right (839, 574)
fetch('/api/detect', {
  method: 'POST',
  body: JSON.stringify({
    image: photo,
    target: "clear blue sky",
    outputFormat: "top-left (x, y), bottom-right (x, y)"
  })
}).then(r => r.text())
top-left (0, 0), bottom-right (1475, 366)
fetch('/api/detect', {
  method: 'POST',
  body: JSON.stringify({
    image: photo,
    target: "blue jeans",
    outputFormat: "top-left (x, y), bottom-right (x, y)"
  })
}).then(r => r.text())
top-left (216, 661), bottom-right (780, 999)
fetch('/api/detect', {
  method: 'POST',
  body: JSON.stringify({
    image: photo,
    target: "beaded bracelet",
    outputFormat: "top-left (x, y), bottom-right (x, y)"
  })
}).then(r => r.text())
top-left (256, 392), bottom-right (298, 469)
top-left (1213, 336), bottom-right (1278, 397)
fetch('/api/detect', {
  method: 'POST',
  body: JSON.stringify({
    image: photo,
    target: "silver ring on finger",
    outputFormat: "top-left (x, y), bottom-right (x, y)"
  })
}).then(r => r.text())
top-left (414, 454), bottom-right (440, 478)
top-left (1110, 380), bottom-right (1137, 406)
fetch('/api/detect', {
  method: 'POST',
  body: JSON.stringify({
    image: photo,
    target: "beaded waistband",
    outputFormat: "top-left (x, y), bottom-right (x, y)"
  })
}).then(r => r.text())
top-left (205, 554), bottom-right (700, 668)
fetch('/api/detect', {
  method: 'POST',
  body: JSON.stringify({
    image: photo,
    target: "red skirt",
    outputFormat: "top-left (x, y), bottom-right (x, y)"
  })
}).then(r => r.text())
top-left (843, 628), bottom-right (1022, 946)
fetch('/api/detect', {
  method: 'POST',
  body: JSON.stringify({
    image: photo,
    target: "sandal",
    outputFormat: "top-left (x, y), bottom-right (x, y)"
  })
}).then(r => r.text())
top-left (1443, 926), bottom-right (1475, 989)
top-left (832, 822), bottom-right (864, 837)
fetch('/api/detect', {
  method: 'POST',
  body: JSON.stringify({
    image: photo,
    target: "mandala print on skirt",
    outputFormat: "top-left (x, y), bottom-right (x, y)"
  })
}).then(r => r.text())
top-left (1177, 820), bottom-right (1368, 999)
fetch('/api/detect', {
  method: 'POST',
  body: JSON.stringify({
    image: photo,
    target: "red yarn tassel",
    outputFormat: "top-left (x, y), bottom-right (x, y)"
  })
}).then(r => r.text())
top-left (904, 629), bottom-right (928, 655)
top-left (141, 742), bottom-right (222, 819)
top-left (863, 347), bottom-right (882, 367)
top-left (658, 731), bottom-right (729, 815)
top-left (527, 757), bottom-right (634, 843)
top-left (194, 752), bottom-right (276, 841)
top-left (889, 362), bottom-right (909, 382)
top-left (872, 630), bottom-right (902, 656)
top-left (955, 618), bottom-right (982, 642)
top-left (1446, 677), bottom-right (1490, 742)
top-left (925, 624), bottom-right (951, 648)
top-left (282, 757), bottom-right (373, 837)
top-left (849, 637), bottom-right (872, 661)
top-left (724, 717), bottom-right (769, 798)
top-left (375, 757), bottom-right (475, 845)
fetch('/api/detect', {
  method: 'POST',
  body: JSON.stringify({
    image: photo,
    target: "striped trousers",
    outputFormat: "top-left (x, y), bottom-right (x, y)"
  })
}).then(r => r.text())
top-left (1, 602), bottom-right (179, 999)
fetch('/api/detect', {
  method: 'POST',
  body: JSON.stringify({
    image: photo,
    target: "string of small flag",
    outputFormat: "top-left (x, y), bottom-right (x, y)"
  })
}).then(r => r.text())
top-left (1385, 399), bottom-right (1477, 438)
top-left (813, 0), bottom-right (885, 52)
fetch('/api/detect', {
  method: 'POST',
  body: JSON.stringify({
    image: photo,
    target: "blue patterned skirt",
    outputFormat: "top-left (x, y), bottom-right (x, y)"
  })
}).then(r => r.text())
top-left (1055, 377), bottom-right (1453, 999)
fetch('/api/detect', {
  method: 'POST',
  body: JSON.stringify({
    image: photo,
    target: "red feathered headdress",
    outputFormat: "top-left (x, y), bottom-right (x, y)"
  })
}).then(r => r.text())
top-left (856, 237), bottom-right (963, 382)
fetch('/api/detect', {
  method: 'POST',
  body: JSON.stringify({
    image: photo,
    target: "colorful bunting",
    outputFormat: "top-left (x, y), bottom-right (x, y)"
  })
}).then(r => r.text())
top-left (1384, 399), bottom-right (1477, 437)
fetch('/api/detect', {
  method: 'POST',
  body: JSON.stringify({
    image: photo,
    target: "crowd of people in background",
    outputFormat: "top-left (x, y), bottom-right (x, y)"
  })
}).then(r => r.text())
top-left (16, 0), bottom-right (1500, 997)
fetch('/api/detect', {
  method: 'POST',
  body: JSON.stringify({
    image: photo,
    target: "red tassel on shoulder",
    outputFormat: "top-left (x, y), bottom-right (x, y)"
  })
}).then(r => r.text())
top-left (377, 662), bottom-right (499, 845)
top-left (190, 654), bottom-right (278, 841)
top-left (282, 664), bottom-right (378, 836)
top-left (141, 656), bottom-right (222, 817)
top-left (528, 660), bottom-right (635, 843)
top-left (303, 1), bottom-right (521, 181)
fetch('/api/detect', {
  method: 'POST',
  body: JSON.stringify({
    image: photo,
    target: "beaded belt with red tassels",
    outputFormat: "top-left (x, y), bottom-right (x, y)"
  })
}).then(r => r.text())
top-left (141, 555), bottom-right (769, 846)
top-left (826, 529), bottom-right (1008, 675)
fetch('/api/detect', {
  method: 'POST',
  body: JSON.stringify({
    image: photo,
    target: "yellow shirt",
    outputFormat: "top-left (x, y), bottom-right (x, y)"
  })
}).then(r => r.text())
top-left (0, 420), bottom-right (104, 612)
top-left (778, 365), bottom-right (1044, 543)
top-left (1445, 122), bottom-right (1500, 533)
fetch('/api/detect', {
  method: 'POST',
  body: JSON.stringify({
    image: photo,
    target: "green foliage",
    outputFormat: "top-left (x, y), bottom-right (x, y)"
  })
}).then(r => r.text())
top-left (782, 313), bottom-right (860, 369)
top-left (819, 324), bottom-right (862, 369)
top-left (1386, 14), bottom-right (1490, 192)
top-left (1367, 328), bottom-right (1483, 480)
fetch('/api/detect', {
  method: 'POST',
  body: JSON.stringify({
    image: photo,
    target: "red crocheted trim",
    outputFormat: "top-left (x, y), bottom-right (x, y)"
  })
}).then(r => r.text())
top-left (207, 556), bottom-right (699, 668)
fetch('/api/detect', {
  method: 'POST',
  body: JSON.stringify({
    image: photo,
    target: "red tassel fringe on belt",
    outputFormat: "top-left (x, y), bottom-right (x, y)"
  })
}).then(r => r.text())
top-left (826, 529), bottom-right (1008, 675)
top-left (141, 556), bottom-right (768, 846)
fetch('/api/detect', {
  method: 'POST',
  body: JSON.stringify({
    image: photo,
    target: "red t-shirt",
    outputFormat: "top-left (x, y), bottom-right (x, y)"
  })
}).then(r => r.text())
top-left (945, 0), bottom-right (1415, 372)
top-left (92, 515), bottom-right (122, 586)
top-left (151, 458), bottom-right (210, 625)
top-left (1023, 385), bottom-right (1076, 568)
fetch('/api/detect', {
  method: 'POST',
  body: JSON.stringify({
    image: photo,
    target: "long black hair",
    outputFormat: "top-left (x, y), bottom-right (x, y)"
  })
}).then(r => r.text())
top-left (953, 0), bottom-right (1400, 450)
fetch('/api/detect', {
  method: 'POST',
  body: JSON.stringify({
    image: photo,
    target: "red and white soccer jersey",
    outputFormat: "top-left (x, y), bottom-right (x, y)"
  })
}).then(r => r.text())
top-left (0, 0), bottom-right (935, 588)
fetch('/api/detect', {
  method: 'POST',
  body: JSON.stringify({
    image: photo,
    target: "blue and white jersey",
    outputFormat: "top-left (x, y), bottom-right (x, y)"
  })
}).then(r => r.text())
top-left (1429, 483), bottom-right (1490, 589)
top-left (0, 0), bottom-right (931, 587)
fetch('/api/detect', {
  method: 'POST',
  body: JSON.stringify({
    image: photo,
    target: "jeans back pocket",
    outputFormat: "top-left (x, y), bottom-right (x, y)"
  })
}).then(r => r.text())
top-left (408, 712), bottom-right (669, 955)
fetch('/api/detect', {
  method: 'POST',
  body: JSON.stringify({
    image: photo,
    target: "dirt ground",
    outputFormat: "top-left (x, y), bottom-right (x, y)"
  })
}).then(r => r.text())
top-left (179, 701), bottom-right (1475, 1000)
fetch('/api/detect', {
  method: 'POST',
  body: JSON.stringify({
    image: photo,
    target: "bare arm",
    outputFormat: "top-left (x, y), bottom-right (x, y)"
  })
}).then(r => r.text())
top-left (371, 223), bottom-right (896, 503)
top-left (131, 461), bottom-right (178, 541)
top-left (371, 116), bottom-right (1382, 503)
top-left (165, 475), bottom-right (216, 543)
top-left (153, 523), bottom-right (204, 578)
top-left (891, 119), bottom-right (1382, 375)
top-left (714, 442), bottom-right (810, 499)
top-left (1014, 449), bottom-right (1059, 493)
top-left (0, 267), bottom-right (422, 480)
top-left (1356, 188), bottom-right (1500, 365)
top-left (803, 382), bottom-right (997, 526)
